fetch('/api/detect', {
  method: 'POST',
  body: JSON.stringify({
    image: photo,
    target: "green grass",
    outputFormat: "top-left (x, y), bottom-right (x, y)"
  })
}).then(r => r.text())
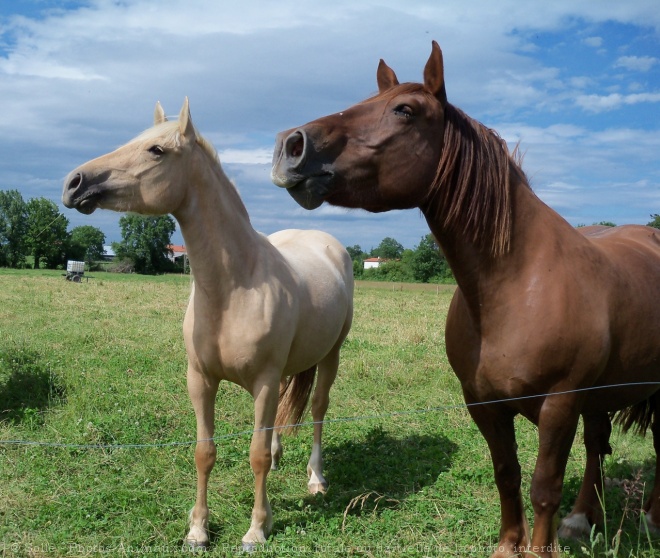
top-left (0, 269), bottom-right (658, 557)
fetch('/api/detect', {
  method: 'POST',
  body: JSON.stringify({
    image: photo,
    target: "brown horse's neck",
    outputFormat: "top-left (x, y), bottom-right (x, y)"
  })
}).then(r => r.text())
top-left (424, 167), bottom-right (552, 323)
top-left (418, 105), bottom-right (557, 323)
top-left (173, 147), bottom-right (261, 295)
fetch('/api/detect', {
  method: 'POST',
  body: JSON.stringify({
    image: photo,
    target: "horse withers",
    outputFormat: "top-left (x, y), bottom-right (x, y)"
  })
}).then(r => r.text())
top-left (63, 99), bottom-right (354, 550)
top-left (272, 41), bottom-right (660, 557)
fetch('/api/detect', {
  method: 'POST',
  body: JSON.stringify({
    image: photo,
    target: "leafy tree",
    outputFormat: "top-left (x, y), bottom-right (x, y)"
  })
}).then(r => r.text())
top-left (69, 225), bottom-right (106, 267)
top-left (0, 189), bottom-right (28, 268)
top-left (410, 234), bottom-right (445, 282)
top-left (346, 245), bottom-right (365, 261)
top-left (593, 221), bottom-right (616, 227)
top-left (25, 197), bottom-right (69, 269)
top-left (362, 259), bottom-right (413, 282)
top-left (346, 245), bottom-right (365, 278)
top-left (372, 237), bottom-right (404, 260)
top-left (647, 214), bottom-right (660, 229)
top-left (113, 214), bottom-right (176, 274)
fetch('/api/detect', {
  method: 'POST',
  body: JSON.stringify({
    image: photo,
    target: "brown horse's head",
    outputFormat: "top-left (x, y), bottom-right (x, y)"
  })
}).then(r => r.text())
top-left (272, 41), bottom-right (447, 212)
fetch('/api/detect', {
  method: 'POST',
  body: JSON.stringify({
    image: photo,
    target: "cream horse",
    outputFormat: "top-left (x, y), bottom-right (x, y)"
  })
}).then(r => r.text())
top-left (62, 99), bottom-right (354, 550)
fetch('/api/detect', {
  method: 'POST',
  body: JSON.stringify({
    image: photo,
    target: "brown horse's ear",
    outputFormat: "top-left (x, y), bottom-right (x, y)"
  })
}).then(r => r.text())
top-left (178, 97), bottom-right (196, 142)
top-left (423, 41), bottom-right (447, 105)
top-left (154, 101), bottom-right (167, 125)
top-left (377, 59), bottom-right (399, 92)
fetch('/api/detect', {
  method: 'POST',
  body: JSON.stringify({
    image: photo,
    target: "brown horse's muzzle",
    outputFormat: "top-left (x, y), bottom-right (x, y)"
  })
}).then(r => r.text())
top-left (271, 128), bottom-right (334, 210)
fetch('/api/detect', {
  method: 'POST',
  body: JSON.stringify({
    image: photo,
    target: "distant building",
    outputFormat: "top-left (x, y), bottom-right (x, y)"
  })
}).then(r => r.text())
top-left (168, 244), bottom-right (187, 264)
top-left (102, 245), bottom-right (116, 260)
top-left (363, 257), bottom-right (384, 269)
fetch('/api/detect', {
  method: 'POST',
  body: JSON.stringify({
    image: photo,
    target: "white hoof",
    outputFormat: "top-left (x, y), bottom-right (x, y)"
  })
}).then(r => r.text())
top-left (642, 511), bottom-right (660, 536)
top-left (558, 513), bottom-right (592, 540)
top-left (308, 481), bottom-right (328, 495)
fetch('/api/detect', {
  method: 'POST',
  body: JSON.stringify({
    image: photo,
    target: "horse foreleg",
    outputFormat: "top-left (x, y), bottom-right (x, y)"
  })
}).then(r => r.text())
top-left (642, 396), bottom-right (660, 534)
top-left (184, 366), bottom-right (219, 550)
top-left (307, 349), bottom-right (339, 494)
top-left (529, 395), bottom-right (581, 558)
top-left (242, 375), bottom-right (279, 551)
top-left (558, 412), bottom-right (611, 540)
top-left (466, 398), bottom-right (529, 558)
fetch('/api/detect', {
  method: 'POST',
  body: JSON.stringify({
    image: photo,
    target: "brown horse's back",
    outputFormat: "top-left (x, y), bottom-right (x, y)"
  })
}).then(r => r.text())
top-left (580, 223), bottom-right (660, 244)
top-left (577, 225), bottom-right (660, 410)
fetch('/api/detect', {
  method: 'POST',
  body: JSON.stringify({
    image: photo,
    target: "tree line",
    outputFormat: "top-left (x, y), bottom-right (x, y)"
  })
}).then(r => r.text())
top-left (348, 235), bottom-right (455, 284)
top-left (0, 189), bottom-right (177, 274)
top-left (2, 188), bottom-right (659, 279)
top-left (351, 214), bottom-right (660, 285)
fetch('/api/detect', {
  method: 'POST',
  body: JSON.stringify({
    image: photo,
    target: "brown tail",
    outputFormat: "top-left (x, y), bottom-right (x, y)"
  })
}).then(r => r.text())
top-left (613, 393), bottom-right (657, 436)
top-left (275, 365), bottom-right (317, 435)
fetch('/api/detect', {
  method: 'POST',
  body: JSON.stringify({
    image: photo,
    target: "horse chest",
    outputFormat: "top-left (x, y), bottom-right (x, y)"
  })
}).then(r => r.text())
top-left (184, 294), bottom-right (292, 385)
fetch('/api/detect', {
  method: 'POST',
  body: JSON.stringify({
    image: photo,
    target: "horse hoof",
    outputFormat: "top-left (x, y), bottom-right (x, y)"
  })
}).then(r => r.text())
top-left (184, 538), bottom-right (208, 552)
top-left (558, 513), bottom-right (592, 540)
top-left (308, 481), bottom-right (328, 495)
top-left (242, 541), bottom-right (259, 553)
top-left (642, 512), bottom-right (660, 536)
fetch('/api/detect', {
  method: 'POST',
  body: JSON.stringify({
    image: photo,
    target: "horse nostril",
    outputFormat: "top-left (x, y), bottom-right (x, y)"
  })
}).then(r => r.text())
top-left (67, 172), bottom-right (82, 191)
top-left (284, 131), bottom-right (306, 164)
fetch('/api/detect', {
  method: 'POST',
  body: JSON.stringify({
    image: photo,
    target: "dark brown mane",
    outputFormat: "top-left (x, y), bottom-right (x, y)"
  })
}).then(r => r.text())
top-left (424, 103), bottom-right (527, 257)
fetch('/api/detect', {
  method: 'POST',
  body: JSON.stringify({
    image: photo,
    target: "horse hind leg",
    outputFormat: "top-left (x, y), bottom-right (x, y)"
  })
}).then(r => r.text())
top-left (642, 395), bottom-right (660, 534)
top-left (307, 349), bottom-right (340, 495)
top-left (270, 379), bottom-right (287, 471)
top-left (558, 413), bottom-right (612, 540)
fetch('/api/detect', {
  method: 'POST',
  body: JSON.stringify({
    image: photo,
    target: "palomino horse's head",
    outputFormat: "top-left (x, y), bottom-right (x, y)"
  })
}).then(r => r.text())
top-left (272, 41), bottom-right (447, 212)
top-left (63, 98), bottom-right (199, 216)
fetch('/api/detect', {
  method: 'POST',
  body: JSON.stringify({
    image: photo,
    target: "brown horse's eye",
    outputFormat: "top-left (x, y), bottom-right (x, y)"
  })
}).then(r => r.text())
top-left (148, 145), bottom-right (165, 156)
top-left (393, 104), bottom-right (414, 119)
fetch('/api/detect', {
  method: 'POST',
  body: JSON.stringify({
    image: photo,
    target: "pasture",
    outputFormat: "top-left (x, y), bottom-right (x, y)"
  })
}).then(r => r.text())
top-left (0, 269), bottom-right (657, 557)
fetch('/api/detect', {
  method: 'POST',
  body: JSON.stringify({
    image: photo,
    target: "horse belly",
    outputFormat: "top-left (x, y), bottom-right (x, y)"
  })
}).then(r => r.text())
top-left (271, 230), bottom-right (354, 376)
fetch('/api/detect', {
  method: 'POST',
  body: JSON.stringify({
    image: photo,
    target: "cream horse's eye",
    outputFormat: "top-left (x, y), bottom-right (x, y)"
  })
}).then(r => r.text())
top-left (148, 145), bottom-right (165, 156)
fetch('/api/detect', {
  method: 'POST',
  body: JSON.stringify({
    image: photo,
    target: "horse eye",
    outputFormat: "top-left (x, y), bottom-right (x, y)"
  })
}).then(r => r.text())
top-left (393, 104), bottom-right (414, 118)
top-left (148, 145), bottom-right (165, 156)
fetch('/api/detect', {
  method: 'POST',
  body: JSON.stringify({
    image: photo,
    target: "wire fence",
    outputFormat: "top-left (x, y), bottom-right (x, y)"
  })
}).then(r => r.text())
top-left (2, 381), bottom-right (659, 451)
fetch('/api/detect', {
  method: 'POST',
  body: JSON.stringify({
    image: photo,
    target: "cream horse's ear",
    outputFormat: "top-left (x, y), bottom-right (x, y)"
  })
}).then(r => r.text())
top-left (178, 97), bottom-right (196, 142)
top-left (154, 101), bottom-right (167, 125)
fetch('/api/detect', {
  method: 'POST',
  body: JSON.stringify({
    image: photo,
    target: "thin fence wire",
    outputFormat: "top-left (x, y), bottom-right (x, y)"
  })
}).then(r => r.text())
top-left (2, 381), bottom-right (659, 451)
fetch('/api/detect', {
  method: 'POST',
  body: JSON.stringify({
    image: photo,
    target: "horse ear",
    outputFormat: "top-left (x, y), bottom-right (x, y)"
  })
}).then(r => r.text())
top-left (377, 59), bottom-right (399, 92)
top-left (154, 101), bottom-right (167, 125)
top-left (423, 41), bottom-right (447, 105)
top-left (178, 97), bottom-right (196, 141)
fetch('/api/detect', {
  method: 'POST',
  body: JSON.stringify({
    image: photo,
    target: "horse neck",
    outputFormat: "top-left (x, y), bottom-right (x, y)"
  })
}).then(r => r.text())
top-left (173, 148), bottom-right (260, 293)
top-left (424, 168), bottom-right (555, 320)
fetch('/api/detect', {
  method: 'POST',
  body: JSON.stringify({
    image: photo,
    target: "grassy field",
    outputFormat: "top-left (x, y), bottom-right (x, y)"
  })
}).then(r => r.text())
top-left (0, 269), bottom-right (658, 557)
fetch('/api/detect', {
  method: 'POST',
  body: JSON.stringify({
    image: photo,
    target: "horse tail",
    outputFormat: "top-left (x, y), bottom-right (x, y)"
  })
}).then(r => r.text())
top-left (275, 365), bottom-right (317, 435)
top-left (612, 393), bottom-right (657, 436)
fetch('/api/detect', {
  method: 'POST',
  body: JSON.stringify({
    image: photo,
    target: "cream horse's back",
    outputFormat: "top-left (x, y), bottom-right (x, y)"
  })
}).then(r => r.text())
top-left (62, 99), bottom-right (353, 550)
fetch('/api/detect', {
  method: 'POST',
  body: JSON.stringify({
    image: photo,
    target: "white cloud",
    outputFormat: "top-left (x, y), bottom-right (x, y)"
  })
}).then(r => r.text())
top-left (1, 0), bottom-right (660, 247)
top-left (583, 36), bottom-right (603, 48)
top-left (576, 92), bottom-right (660, 112)
top-left (614, 55), bottom-right (659, 72)
top-left (219, 148), bottom-right (272, 165)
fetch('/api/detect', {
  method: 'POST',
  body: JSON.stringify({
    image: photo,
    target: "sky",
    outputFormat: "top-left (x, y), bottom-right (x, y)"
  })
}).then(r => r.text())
top-left (1, 1), bottom-right (659, 251)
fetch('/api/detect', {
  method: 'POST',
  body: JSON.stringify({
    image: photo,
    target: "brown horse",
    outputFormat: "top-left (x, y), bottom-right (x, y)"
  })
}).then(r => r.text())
top-left (62, 99), bottom-right (354, 550)
top-left (272, 41), bottom-right (660, 557)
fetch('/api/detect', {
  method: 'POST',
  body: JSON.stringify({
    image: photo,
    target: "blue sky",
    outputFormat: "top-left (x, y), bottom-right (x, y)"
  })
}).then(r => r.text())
top-left (1, 1), bottom-right (659, 251)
